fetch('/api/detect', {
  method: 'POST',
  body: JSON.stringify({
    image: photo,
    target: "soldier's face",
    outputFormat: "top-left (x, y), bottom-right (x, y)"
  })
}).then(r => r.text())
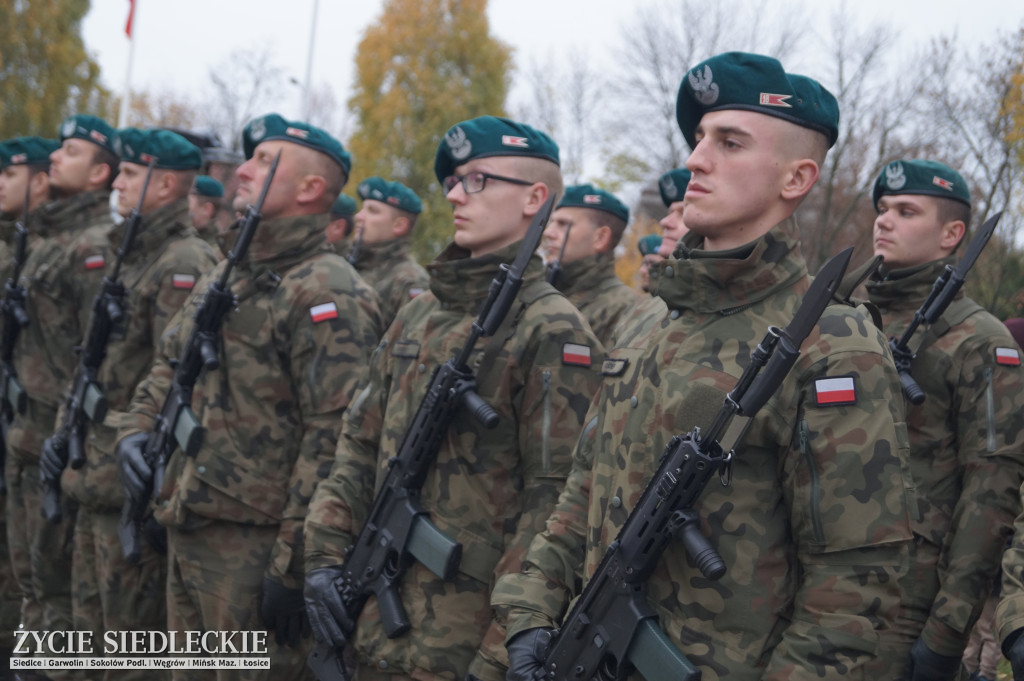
top-left (112, 161), bottom-right (163, 217)
top-left (188, 194), bottom-right (215, 230)
top-left (234, 140), bottom-right (300, 218)
top-left (542, 207), bottom-right (600, 265)
top-left (0, 166), bottom-right (30, 214)
top-left (658, 201), bottom-right (689, 257)
top-left (49, 138), bottom-right (98, 195)
top-left (873, 195), bottom-right (957, 269)
top-left (354, 199), bottom-right (399, 244)
top-left (445, 157), bottom-right (536, 258)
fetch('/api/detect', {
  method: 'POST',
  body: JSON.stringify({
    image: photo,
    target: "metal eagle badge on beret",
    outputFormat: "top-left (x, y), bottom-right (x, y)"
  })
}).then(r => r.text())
top-left (660, 175), bottom-right (678, 200)
top-left (61, 117), bottom-right (77, 138)
top-left (249, 116), bottom-right (267, 143)
top-left (885, 162), bottom-right (907, 190)
top-left (688, 65), bottom-right (719, 106)
top-left (446, 126), bottom-right (472, 160)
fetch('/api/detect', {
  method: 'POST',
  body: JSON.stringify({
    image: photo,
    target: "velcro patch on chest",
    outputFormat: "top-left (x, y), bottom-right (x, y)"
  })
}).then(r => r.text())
top-left (84, 254), bottom-right (105, 270)
top-left (390, 340), bottom-right (420, 359)
top-left (172, 273), bottom-right (196, 290)
top-left (996, 347), bottom-right (1021, 366)
top-left (814, 376), bottom-right (857, 406)
top-left (562, 342), bottom-right (592, 367)
top-left (601, 358), bottom-right (629, 376)
top-left (309, 301), bottom-right (339, 323)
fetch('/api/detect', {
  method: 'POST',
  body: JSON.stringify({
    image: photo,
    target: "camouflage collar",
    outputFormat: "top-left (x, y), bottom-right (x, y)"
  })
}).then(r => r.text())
top-left (220, 213), bottom-right (330, 268)
top-left (866, 257), bottom-right (958, 312)
top-left (0, 218), bottom-right (13, 244)
top-left (651, 217), bottom-right (807, 314)
top-left (349, 236), bottom-right (414, 271)
top-left (553, 252), bottom-right (617, 296)
top-left (428, 239), bottom-right (546, 311)
top-left (108, 198), bottom-right (196, 261)
top-left (37, 190), bottom-right (111, 238)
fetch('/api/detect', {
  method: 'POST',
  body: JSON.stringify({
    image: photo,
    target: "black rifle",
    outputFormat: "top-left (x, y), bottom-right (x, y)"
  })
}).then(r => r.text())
top-left (41, 159), bottom-right (157, 523)
top-left (308, 196), bottom-right (557, 681)
top-left (0, 183), bottom-right (33, 494)
top-left (889, 210), bottom-right (1001, 405)
top-left (538, 247), bottom-right (853, 681)
top-left (346, 225), bottom-right (364, 268)
top-left (545, 219), bottom-right (573, 286)
top-left (116, 151), bottom-right (280, 564)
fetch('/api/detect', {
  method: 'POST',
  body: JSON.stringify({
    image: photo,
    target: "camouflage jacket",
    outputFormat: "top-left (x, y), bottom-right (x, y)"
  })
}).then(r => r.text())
top-left (349, 236), bottom-right (429, 329)
top-left (304, 240), bottom-right (604, 680)
top-left (492, 218), bottom-right (915, 681)
top-left (120, 213), bottom-right (383, 585)
top-left (8, 190), bottom-right (113, 458)
top-left (61, 199), bottom-right (219, 511)
top-left (554, 252), bottom-right (639, 349)
top-left (867, 260), bottom-right (1024, 656)
top-left (0, 216), bottom-right (13, 284)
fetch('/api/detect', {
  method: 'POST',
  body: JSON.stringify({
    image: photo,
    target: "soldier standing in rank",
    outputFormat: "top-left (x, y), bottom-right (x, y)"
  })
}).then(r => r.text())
top-left (541, 183), bottom-right (638, 347)
top-left (187, 174), bottom-right (225, 252)
top-left (303, 115), bottom-right (604, 681)
top-left (858, 160), bottom-right (1024, 679)
top-left (347, 177), bottom-right (430, 328)
top-left (635, 234), bottom-right (661, 293)
top-left (5, 116), bottom-right (117, 678)
top-left (38, 129), bottom-right (219, 678)
top-left (655, 167), bottom-right (691, 258)
top-left (325, 193), bottom-right (357, 247)
top-left (116, 113), bottom-right (383, 681)
top-left (493, 52), bottom-right (915, 680)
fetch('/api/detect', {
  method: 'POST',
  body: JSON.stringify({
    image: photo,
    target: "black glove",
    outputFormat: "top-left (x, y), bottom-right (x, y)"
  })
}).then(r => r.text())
top-left (304, 566), bottom-right (355, 649)
top-left (117, 432), bottom-right (152, 506)
top-left (506, 627), bottom-right (552, 681)
top-left (142, 515), bottom-right (167, 556)
top-left (39, 435), bottom-right (67, 485)
top-left (1007, 629), bottom-right (1024, 680)
top-left (902, 638), bottom-right (960, 681)
top-left (259, 577), bottom-right (309, 647)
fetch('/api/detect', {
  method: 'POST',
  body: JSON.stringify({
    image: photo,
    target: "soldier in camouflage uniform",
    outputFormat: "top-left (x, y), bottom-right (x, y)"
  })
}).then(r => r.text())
top-left (325, 193), bottom-right (357, 246)
top-left (5, 117), bottom-right (116, 672)
top-left (541, 183), bottom-right (638, 347)
top-left (347, 176), bottom-right (430, 328)
top-left (859, 160), bottom-right (1024, 679)
top-left (187, 174), bottom-right (225, 251)
top-left (493, 52), bottom-right (915, 680)
top-left (303, 115), bottom-right (604, 681)
top-left (37, 129), bottom-right (219, 678)
top-left (116, 113), bottom-right (383, 681)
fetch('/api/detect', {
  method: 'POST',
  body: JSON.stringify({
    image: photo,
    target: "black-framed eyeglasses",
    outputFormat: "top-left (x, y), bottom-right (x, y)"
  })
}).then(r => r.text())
top-left (442, 171), bottom-right (533, 195)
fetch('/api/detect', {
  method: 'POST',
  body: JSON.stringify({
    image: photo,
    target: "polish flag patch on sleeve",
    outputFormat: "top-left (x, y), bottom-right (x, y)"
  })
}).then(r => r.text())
top-left (171, 273), bottom-right (196, 290)
top-left (562, 342), bottom-right (592, 367)
top-left (84, 254), bottom-right (105, 270)
top-left (310, 301), bottom-right (339, 323)
top-left (995, 347), bottom-right (1021, 366)
top-left (814, 376), bottom-right (856, 406)
top-left (409, 287), bottom-right (424, 299)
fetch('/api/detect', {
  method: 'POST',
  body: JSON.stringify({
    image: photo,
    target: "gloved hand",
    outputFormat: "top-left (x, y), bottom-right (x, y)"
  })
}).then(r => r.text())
top-left (1007, 629), bottom-right (1024, 680)
top-left (902, 638), bottom-right (960, 681)
top-left (259, 577), bottom-right (309, 647)
top-left (39, 435), bottom-right (67, 486)
top-left (142, 515), bottom-right (167, 555)
top-left (304, 566), bottom-right (354, 649)
top-left (506, 627), bottom-right (553, 681)
top-left (117, 432), bottom-right (152, 506)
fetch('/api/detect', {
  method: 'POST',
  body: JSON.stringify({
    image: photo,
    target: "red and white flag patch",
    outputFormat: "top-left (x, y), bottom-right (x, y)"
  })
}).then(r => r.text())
top-left (759, 93), bottom-right (792, 108)
top-left (501, 135), bottom-right (529, 148)
top-left (84, 254), bottom-right (105, 270)
top-left (310, 302), bottom-right (339, 323)
top-left (814, 376), bottom-right (856, 406)
top-left (172, 273), bottom-right (196, 290)
top-left (996, 347), bottom-right (1021, 366)
top-left (409, 287), bottom-right (424, 299)
top-left (562, 342), bottom-right (591, 367)
top-left (932, 176), bottom-right (954, 191)
top-left (583, 194), bottom-right (602, 204)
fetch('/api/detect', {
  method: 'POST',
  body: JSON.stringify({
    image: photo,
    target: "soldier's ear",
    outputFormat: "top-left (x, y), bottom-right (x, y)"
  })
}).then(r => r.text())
top-left (780, 158), bottom-right (819, 201)
top-left (392, 215), bottom-right (411, 238)
top-left (522, 182), bottom-right (550, 218)
top-left (296, 174), bottom-right (328, 206)
top-left (939, 219), bottom-right (966, 253)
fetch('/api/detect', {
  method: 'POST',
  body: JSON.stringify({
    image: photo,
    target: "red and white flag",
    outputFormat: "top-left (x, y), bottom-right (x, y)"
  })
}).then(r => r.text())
top-left (310, 302), bottom-right (339, 323)
top-left (996, 347), bottom-right (1021, 366)
top-left (84, 255), bottom-right (106, 271)
top-left (932, 176), bottom-right (954, 191)
top-left (562, 342), bottom-right (592, 367)
top-left (125, 0), bottom-right (136, 38)
top-left (501, 135), bottom-right (529, 148)
top-left (814, 376), bottom-right (856, 406)
top-left (759, 93), bottom-right (792, 108)
top-left (172, 274), bottom-right (195, 290)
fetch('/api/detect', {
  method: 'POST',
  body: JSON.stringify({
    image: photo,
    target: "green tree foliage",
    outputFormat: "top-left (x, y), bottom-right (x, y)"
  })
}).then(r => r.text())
top-left (347, 0), bottom-right (512, 262)
top-left (0, 0), bottom-right (109, 137)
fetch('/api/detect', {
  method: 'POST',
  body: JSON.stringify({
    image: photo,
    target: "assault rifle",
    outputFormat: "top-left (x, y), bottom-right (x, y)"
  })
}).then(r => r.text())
top-left (537, 247), bottom-right (852, 681)
top-left (545, 219), bottom-right (573, 287)
top-left (346, 225), bottom-right (364, 268)
top-left (117, 151), bottom-right (280, 564)
top-left (0, 183), bottom-right (34, 494)
top-left (41, 159), bottom-right (156, 524)
top-left (308, 196), bottom-right (557, 681)
top-left (889, 210), bottom-right (1001, 405)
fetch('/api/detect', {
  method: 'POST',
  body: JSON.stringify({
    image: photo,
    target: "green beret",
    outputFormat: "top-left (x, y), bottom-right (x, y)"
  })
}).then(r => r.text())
top-left (356, 176), bottom-right (389, 201)
top-left (331, 194), bottom-right (358, 218)
top-left (242, 113), bottom-right (351, 175)
top-left (638, 234), bottom-right (662, 256)
top-left (872, 159), bottom-right (971, 208)
top-left (59, 114), bottom-right (118, 155)
top-left (676, 52), bottom-right (839, 150)
top-left (0, 136), bottom-right (60, 167)
top-left (191, 175), bottom-right (224, 198)
top-left (434, 115), bottom-right (559, 185)
top-left (114, 128), bottom-right (203, 170)
top-left (658, 168), bottom-right (691, 207)
top-left (358, 177), bottom-right (422, 214)
top-left (557, 184), bottom-right (628, 223)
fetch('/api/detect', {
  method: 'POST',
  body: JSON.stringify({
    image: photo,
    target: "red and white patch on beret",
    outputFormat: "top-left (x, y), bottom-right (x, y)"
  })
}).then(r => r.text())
top-left (759, 93), bottom-right (792, 108)
top-left (89, 130), bottom-right (108, 145)
top-left (933, 176), bottom-right (954, 191)
top-left (995, 347), bottom-right (1021, 366)
top-left (10, 153), bottom-right (27, 164)
top-left (310, 301), bottom-right (339, 323)
top-left (501, 135), bottom-right (529, 148)
top-left (84, 254), bottom-right (105, 270)
top-left (172, 273), bottom-right (196, 290)
top-left (814, 376), bottom-right (856, 406)
top-left (140, 153), bottom-right (157, 164)
top-left (562, 342), bottom-right (591, 367)
top-left (583, 194), bottom-right (602, 204)
top-left (286, 127), bottom-right (309, 140)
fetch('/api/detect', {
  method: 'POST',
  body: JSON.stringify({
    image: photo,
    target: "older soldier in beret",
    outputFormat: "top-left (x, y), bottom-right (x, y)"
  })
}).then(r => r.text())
top-left (116, 113), bottom-right (383, 680)
top-left (494, 52), bottom-right (915, 680)
top-left (326, 193), bottom-right (358, 246)
top-left (187, 174), bottom-right (224, 250)
top-left (347, 176), bottom-right (430, 328)
top-left (0, 137), bottom-right (59, 279)
top-left (541, 183), bottom-right (638, 347)
top-left (37, 129), bottom-right (219, 678)
top-left (5, 116), bottom-right (117, 677)
top-left (304, 115), bottom-right (604, 681)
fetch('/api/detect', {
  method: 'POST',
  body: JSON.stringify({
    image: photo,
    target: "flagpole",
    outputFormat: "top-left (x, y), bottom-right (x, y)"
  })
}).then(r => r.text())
top-left (118, 0), bottom-right (138, 127)
top-left (302, 0), bottom-right (319, 120)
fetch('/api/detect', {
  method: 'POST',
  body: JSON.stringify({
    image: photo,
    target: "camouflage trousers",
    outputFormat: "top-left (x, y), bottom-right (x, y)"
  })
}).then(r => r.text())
top-left (166, 522), bottom-right (314, 681)
top-left (71, 507), bottom-right (168, 680)
top-left (0, 485), bottom-right (22, 642)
